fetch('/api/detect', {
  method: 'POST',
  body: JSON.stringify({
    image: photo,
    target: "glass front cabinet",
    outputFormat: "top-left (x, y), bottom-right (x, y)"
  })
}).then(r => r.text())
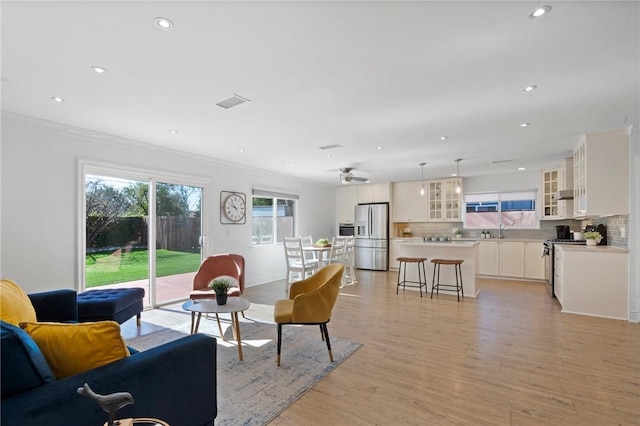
top-left (427, 178), bottom-right (461, 221)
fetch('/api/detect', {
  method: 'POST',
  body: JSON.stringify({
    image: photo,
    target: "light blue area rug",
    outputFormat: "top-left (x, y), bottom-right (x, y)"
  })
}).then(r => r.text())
top-left (127, 316), bottom-right (362, 426)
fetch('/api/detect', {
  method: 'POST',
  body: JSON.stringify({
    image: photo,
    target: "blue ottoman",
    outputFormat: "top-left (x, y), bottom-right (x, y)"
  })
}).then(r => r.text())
top-left (77, 288), bottom-right (145, 325)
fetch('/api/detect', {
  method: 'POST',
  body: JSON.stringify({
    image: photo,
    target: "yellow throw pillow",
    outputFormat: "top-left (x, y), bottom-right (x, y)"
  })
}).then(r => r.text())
top-left (0, 278), bottom-right (37, 326)
top-left (20, 321), bottom-right (130, 379)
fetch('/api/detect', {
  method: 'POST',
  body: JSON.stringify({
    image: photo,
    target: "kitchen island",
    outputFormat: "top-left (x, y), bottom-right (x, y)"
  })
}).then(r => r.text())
top-left (396, 240), bottom-right (479, 297)
top-left (555, 244), bottom-right (629, 320)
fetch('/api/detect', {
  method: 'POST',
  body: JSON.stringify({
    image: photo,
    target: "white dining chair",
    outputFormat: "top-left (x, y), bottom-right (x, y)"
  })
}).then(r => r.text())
top-left (327, 236), bottom-right (347, 265)
top-left (300, 235), bottom-right (317, 263)
top-left (283, 237), bottom-right (319, 291)
top-left (342, 236), bottom-right (357, 286)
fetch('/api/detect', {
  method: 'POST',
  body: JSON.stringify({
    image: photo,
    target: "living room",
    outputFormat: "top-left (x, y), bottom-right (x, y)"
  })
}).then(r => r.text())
top-left (2, 2), bottom-right (639, 425)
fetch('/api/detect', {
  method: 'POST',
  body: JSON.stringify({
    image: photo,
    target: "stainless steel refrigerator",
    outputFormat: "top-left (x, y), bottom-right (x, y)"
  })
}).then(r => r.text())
top-left (354, 202), bottom-right (389, 271)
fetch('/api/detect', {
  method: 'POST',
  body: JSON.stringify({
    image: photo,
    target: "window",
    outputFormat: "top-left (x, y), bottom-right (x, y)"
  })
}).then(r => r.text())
top-left (464, 191), bottom-right (537, 229)
top-left (252, 189), bottom-right (298, 245)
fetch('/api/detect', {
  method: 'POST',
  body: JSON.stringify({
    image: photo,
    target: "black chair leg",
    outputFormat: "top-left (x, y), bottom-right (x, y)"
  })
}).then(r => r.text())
top-left (277, 323), bottom-right (283, 366)
top-left (321, 323), bottom-right (334, 362)
top-left (319, 324), bottom-right (325, 341)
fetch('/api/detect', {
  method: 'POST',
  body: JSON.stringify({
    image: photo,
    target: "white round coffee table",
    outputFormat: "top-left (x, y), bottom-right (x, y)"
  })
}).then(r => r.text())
top-left (182, 297), bottom-right (251, 361)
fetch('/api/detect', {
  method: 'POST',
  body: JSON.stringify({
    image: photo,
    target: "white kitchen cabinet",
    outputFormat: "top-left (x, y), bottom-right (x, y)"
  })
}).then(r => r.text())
top-left (555, 245), bottom-right (628, 320)
top-left (525, 242), bottom-right (545, 280)
top-left (478, 241), bottom-right (499, 275)
top-left (541, 167), bottom-right (559, 218)
top-left (478, 241), bottom-right (542, 279)
top-left (392, 181), bottom-right (427, 222)
top-left (554, 247), bottom-right (564, 303)
top-left (499, 241), bottom-right (525, 278)
top-left (357, 182), bottom-right (391, 204)
top-left (335, 186), bottom-right (358, 224)
top-left (389, 239), bottom-right (403, 270)
top-left (427, 178), bottom-right (461, 221)
top-left (541, 158), bottom-right (573, 220)
top-left (573, 130), bottom-right (629, 218)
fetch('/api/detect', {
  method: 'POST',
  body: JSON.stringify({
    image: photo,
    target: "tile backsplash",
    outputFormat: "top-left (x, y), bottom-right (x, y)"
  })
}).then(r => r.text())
top-left (392, 219), bottom-right (583, 241)
top-left (393, 216), bottom-right (629, 249)
top-left (585, 215), bottom-right (629, 249)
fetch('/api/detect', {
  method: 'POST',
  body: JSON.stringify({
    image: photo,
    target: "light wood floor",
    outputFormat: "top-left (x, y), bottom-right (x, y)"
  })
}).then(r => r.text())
top-left (124, 271), bottom-right (639, 425)
top-left (249, 271), bottom-right (639, 426)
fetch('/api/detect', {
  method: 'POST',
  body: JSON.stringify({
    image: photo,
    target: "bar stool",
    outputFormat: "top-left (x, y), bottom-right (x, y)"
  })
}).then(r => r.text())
top-left (396, 257), bottom-right (428, 297)
top-left (430, 259), bottom-right (464, 302)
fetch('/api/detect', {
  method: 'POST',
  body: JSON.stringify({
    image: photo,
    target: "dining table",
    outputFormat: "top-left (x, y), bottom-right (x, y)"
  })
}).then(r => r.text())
top-left (302, 245), bottom-right (332, 266)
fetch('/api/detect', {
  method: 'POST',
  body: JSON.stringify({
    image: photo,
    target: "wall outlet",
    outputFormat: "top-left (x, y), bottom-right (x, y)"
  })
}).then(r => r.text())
top-left (621, 227), bottom-right (625, 238)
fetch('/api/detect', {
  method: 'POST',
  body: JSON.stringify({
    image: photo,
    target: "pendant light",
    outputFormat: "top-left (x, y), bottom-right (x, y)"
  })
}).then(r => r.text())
top-left (419, 162), bottom-right (426, 196)
top-left (455, 159), bottom-right (462, 194)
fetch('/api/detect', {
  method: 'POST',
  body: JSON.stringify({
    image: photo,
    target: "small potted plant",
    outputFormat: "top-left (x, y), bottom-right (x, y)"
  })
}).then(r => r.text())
top-left (584, 231), bottom-right (602, 246)
top-left (209, 278), bottom-right (233, 305)
top-left (454, 229), bottom-right (463, 239)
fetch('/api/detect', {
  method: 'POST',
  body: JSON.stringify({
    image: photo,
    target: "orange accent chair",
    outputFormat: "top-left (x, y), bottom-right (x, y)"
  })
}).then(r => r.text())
top-left (274, 263), bottom-right (344, 366)
top-left (190, 254), bottom-right (246, 335)
top-left (190, 254), bottom-right (245, 300)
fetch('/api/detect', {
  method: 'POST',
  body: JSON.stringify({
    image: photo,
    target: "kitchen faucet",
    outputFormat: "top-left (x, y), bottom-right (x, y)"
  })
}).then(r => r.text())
top-left (498, 223), bottom-right (507, 239)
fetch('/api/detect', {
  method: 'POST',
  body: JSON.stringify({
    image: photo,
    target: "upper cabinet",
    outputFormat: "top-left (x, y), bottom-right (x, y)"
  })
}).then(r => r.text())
top-left (392, 181), bottom-right (427, 222)
top-left (391, 178), bottom-right (462, 223)
top-left (573, 130), bottom-right (629, 218)
top-left (541, 158), bottom-right (573, 220)
top-left (336, 183), bottom-right (391, 224)
top-left (358, 183), bottom-right (391, 204)
top-left (335, 185), bottom-right (358, 224)
top-left (427, 178), bottom-right (462, 222)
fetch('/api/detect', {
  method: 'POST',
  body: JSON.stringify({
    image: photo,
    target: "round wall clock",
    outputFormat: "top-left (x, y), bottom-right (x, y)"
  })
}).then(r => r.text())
top-left (220, 191), bottom-right (246, 224)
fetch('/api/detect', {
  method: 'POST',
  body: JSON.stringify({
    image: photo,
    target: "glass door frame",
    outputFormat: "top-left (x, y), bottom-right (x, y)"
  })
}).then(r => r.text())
top-left (77, 159), bottom-right (211, 308)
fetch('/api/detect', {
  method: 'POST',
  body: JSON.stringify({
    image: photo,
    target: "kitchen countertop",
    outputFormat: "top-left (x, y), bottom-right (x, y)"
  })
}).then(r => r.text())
top-left (557, 245), bottom-right (629, 253)
top-left (391, 237), bottom-right (546, 243)
top-left (398, 240), bottom-right (479, 248)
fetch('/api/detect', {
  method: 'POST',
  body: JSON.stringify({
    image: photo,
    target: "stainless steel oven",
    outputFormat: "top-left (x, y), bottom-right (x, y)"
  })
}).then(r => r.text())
top-left (338, 223), bottom-right (355, 236)
top-left (543, 239), bottom-right (587, 298)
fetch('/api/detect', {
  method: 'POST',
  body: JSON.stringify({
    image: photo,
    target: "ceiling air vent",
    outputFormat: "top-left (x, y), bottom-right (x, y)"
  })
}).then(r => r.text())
top-left (214, 94), bottom-right (250, 109)
top-left (318, 144), bottom-right (343, 150)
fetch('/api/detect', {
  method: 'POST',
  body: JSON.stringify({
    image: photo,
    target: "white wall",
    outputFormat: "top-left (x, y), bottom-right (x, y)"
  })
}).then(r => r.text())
top-left (629, 124), bottom-right (639, 322)
top-left (463, 171), bottom-right (540, 194)
top-left (0, 114), bottom-right (336, 293)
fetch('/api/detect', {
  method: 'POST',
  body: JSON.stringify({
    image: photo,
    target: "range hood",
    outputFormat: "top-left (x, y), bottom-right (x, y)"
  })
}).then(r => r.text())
top-left (553, 190), bottom-right (574, 200)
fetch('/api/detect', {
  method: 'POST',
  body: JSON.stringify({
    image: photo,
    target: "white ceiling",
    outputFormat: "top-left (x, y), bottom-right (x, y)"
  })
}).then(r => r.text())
top-left (2, 1), bottom-right (638, 185)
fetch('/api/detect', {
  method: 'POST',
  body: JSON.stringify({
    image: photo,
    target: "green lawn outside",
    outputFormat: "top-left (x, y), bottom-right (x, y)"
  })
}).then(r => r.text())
top-left (86, 249), bottom-right (201, 287)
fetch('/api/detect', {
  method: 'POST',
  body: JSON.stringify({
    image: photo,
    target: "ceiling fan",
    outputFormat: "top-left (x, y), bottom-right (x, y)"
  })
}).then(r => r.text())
top-left (339, 167), bottom-right (369, 184)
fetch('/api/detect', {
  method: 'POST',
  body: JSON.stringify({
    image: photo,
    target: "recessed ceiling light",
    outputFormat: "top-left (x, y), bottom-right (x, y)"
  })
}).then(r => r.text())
top-left (377, 146), bottom-right (383, 150)
top-left (155, 17), bottom-right (173, 30)
top-left (239, 148), bottom-right (245, 153)
top-left (520, 122), bottom-right (531, 127)
top-left (326, 154), bottom-right (332, 158)
top-left (91, 66), bottom-right (107, 74)
top-left (518, 167), bottom-right (526, 171)
top-left (529, 6), bottom-right (551, 19)
top-left (169, 130), bottom-right (178, 134)
top-left (439, 136), bottom-right (448, 141)
top-left (523, 85), bottom-right (538, 92)
top-left (50, 96), bottom-right (64, 103)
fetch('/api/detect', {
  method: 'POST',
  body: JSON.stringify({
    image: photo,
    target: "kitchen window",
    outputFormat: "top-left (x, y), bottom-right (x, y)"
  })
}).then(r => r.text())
top-left (463, 191), bottom-right (538, 229)
top-left (252, 189), bottom-right (298, 245)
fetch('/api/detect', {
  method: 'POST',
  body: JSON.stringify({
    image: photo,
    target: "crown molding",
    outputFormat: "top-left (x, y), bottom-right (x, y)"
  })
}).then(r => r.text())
top-left (1, 110), bottom-right (326, 185)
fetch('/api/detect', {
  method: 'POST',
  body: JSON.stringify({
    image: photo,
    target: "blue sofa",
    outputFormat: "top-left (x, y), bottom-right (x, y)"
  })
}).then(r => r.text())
top-left (1, 289), bottom-right (217, 426)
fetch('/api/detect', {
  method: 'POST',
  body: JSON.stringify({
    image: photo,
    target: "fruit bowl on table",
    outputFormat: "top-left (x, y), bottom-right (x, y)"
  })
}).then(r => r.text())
top-left (314, 239), bottom-right (331, 247)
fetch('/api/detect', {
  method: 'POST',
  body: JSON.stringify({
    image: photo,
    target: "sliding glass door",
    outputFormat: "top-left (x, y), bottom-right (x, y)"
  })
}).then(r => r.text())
top-left (84, 170), bottom-right (204, 307)
top-left (154, 182), bottom-right (202, 305)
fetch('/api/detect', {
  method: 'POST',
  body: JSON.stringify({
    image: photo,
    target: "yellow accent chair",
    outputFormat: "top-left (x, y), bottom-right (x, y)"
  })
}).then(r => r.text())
top-left (274, 263), bottom-right (344, 366)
